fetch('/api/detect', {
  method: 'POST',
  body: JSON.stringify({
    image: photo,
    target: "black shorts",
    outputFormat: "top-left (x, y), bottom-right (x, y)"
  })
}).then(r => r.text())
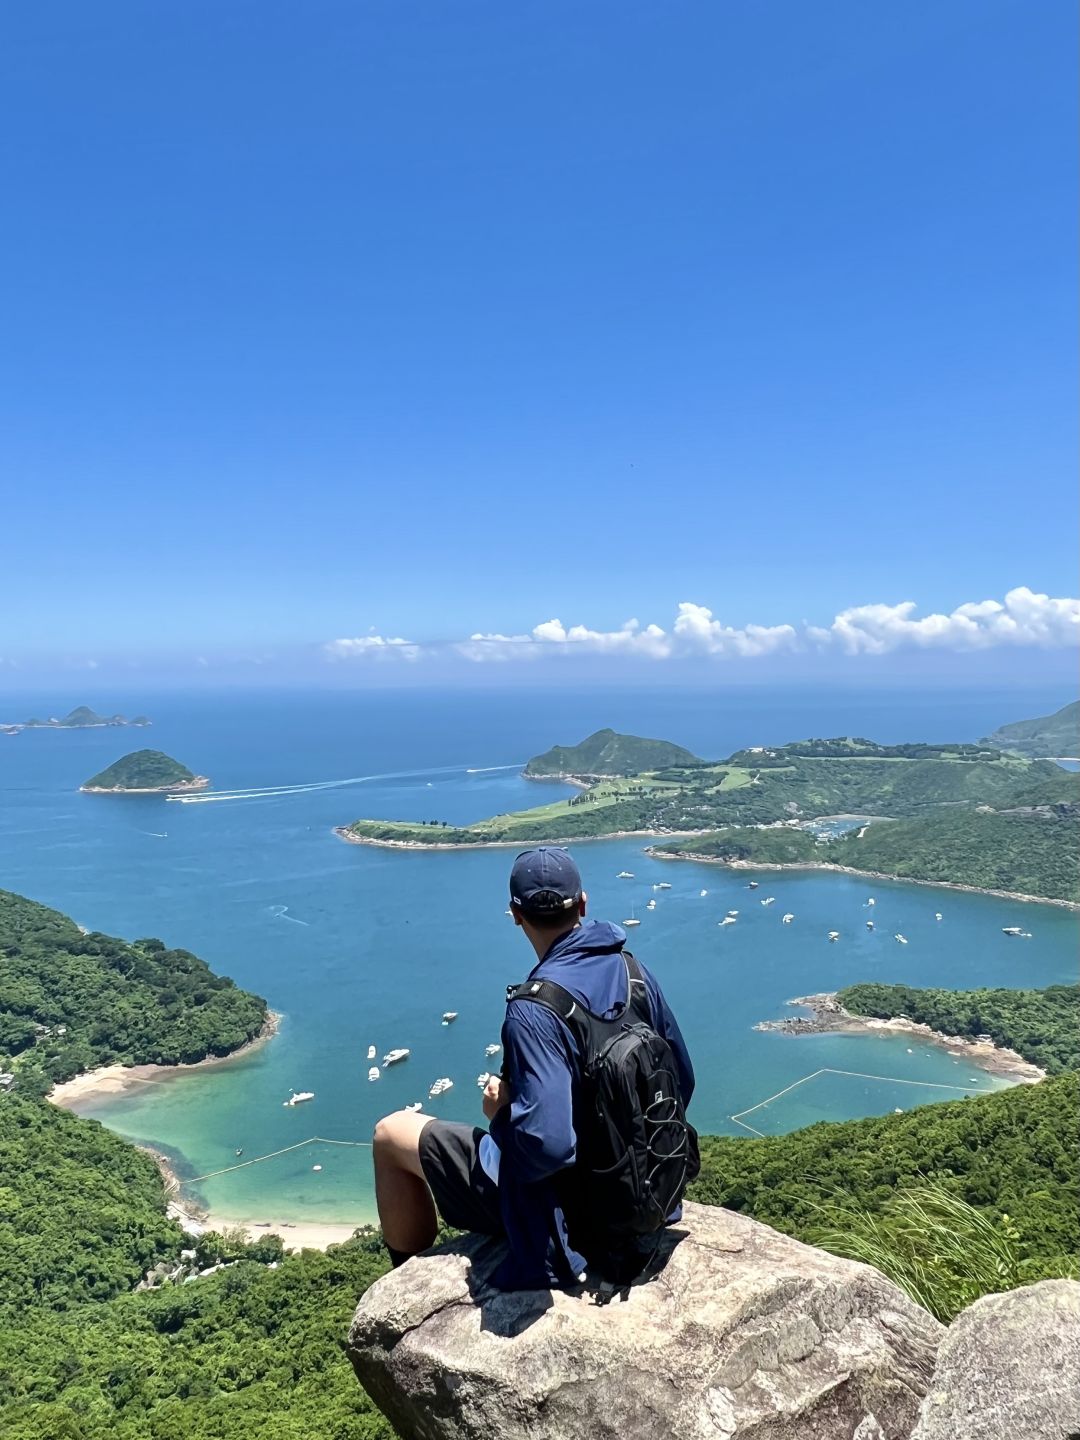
top-left (418, 1119), bottom-right (503, 1237)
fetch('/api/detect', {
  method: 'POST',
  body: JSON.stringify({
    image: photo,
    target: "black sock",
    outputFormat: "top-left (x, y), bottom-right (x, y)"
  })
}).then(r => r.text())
top-left (386, 1245), bottom-right (414, 1268)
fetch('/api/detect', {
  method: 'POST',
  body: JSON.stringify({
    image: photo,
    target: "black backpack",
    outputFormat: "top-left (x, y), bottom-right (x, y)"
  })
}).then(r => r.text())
top-left (506, 951), bottom-right (699, 1277)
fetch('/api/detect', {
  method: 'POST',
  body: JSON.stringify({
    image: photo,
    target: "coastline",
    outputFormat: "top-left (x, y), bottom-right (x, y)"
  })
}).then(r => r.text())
top-left (80, 775), bottom-right (210, 795)
top-left (48, 1008), bottom-right (283, 1109)
top-left (645, 848), bottom-right (1080, 911)
top-left (755, 992), bottom-right (1047, 1085)
top-left (333, 823), bottom-right (676, 851)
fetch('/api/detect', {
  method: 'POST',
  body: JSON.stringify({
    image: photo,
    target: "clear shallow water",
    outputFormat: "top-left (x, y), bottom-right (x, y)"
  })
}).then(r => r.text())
top-left (0, 687), bottom-right (1075, 1226)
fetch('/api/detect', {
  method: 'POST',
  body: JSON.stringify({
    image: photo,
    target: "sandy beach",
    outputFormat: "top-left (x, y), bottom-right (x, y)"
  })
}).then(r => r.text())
top-left (48, 1009), bottom-right (283, 1110)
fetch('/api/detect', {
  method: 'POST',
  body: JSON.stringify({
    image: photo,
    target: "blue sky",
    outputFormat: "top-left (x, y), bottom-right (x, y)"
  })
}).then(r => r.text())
top-left (1, 1), bottom-right (1076, 687)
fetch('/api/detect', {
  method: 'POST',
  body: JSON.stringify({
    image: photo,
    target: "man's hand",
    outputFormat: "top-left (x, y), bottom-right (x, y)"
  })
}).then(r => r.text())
top-left (482, 1074), bottom-right (510, 1121)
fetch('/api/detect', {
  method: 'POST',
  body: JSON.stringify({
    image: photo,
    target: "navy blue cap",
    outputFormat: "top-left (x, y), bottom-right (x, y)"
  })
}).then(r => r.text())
top-left (509, 846), bottom-right (582, 917)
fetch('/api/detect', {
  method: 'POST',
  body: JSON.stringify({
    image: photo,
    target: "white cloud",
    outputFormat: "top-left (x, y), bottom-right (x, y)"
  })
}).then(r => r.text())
top-left (323, 634), bottom-right (420, 662)
top-left (824, 587), bottom-right (1080, 655)
top-left (322, 588), bottom-right (1080, 666)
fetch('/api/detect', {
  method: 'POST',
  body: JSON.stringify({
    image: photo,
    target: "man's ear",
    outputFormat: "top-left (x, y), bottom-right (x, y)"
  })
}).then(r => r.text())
top-left (511, 908), bottom-right (524, 928)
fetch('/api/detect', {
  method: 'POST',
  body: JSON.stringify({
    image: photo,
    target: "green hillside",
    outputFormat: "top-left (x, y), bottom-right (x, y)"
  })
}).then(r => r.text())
top-left (81, 749), bottom-right (202, 792)
top-left (983, 700), bottom-right (1080, 758)
top-left (524, 727), bottom-right (700, 777)
top-left (838, 982), bottom-right (1080, 1074)
top-left (0, 889), bottom-right (268, 1092)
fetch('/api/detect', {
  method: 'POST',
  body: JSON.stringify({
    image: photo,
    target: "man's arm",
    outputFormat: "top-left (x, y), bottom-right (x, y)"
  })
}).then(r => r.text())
top-left (488, 1000), bottom-right (577, 1183)
top-left (640, 963), bottom-right (695, 1106)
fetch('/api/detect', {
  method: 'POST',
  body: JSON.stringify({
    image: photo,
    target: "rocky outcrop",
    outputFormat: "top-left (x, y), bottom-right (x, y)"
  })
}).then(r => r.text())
top-left (348, 1202), bottom-right (944, 1440)
top-left (911, 1279), bottom-right (1080, 1440)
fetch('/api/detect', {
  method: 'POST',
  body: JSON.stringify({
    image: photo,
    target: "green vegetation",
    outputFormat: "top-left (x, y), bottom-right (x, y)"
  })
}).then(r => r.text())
top-left (690, 1072), bottom-right (1079, 1291)
top-left (345, 738), bottom-right (1080, 906)
top-left (0, 1099), bottom-right (183, 1315)
top-left (656, 826), bottom-right (820, 864)
top-left (0, 889), bottom-right (267, 1093)
top-left (983, 700), bottom-right (1080, 759)
top-left (524, 727), bottom-right (701, 777)
top-left (811, 1182), bottom-right (1031, 1322)
top-left (839, 982), bottom-right (1080, 1074)
top-left (81, 750), bottom-right (204, 792)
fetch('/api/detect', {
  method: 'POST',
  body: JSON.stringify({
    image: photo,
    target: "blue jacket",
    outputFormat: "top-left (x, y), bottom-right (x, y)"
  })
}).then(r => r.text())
top-left (488, 918), bottom-right (695, 1290)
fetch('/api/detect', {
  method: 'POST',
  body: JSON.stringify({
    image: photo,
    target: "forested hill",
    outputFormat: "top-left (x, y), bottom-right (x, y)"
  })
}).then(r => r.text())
top-left (838, 982), bottom-right (1080, 1074)
top-left (524, 728), bottom-right (700, 777)
top-left (81, 749), bottom-right (205, 792)
top-left (983, 700), bottom-right (1080, 758)
top-left (0, 889), bottom-right (267, 1093)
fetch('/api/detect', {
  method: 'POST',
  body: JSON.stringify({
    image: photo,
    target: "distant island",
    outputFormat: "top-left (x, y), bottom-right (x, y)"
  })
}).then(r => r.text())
top-left (0, 705), bottom-right (151, 736)
top-left (524, 727), bottom-right (701, 779)
top-left (80, 750), bottom-right (209, 794)
top-left (338, 728), bottom-right (1080, 903)
top-left (982, 699), bottom-right (1080, 759)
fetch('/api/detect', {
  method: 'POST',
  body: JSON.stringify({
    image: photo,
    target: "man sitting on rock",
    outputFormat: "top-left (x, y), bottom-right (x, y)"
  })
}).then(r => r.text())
top-left (372, 845), bottom-right (696, 1289)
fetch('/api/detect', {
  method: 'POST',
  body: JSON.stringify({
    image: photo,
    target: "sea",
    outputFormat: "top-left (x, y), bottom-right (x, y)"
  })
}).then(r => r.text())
top-left (1, 684), bottom-right (1076, 1228)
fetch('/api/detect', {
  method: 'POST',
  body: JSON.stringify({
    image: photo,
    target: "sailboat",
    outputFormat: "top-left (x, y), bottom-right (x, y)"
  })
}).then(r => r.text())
top-left (623, 903), bottom-right (641, 928)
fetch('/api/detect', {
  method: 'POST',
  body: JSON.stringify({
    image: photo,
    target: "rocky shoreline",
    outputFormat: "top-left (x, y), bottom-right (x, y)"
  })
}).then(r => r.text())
top-left (646, 849), bottom-right (1080, 910)
top-left (80, 775), bottom-right (210, 795)
top-left (755, 992), bottom-right (1047, 1084)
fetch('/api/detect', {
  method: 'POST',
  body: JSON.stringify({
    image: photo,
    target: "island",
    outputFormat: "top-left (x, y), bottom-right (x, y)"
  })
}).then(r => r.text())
top-left (524, 727), bottom-right (701, 779)
top-left (982, 699), bottom-right (1080, 759)
top-left (1, 705), bottom-right (152, 735)
top-left (754, 981), bottom-right (1079, 1081)
top-left (80, 749), bottom-right (210, 794)
top-left (337, 731), bottom-right (1080, 902)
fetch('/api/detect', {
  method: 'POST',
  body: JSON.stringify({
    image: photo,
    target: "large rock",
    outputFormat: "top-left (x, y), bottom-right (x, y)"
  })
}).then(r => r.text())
top-left (911, 1279), bottom-right (1080, 1440)
top-left (348, 1202), bottom-right (943, 1439)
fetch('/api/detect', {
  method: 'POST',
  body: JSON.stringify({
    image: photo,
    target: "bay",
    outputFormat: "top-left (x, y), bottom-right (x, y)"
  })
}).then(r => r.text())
top-left (0, 686), bottom-right (1075, 1228)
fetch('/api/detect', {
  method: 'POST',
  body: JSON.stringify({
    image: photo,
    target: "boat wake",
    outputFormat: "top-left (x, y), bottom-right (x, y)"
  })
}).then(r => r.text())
top-left (268, 904), bottom-right (310, 927)
top-left (165, 763), bottom-right (480, 804)
top-left (465, 764), bottom-right (522, 773)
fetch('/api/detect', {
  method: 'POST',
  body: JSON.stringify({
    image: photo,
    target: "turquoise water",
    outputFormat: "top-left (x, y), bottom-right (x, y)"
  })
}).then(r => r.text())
top-left (1, 687), bottom-right (1076, 1226)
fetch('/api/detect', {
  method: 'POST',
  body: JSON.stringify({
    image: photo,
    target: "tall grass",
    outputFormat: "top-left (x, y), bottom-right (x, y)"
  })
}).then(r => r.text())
top-left (810, 1183), bottom-right (1040, 1322)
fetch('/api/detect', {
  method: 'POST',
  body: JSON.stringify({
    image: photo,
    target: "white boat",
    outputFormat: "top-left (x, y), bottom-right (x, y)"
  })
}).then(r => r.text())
top-left (283, 1090), bottom-right (315, 1107)
top-left (382, 1048), bottom-right (410, 1067)
top-left (367, 1066), bottom-right (381, 1082)
top-left (657, 882), bottom-right (672, 890)
top-left (727, 909), bottom-right (739, 917)
top-left (405, 1101), bottom-right (423, 1113)
top-left (761, 897), bottom-right (775, 907)
top-left (617, 871), bottom-right (634, 879)
top-left (781, 913), bottom-right (794, 924)
top-left (935, 913), bottom-right (943, 921)
top-left (366, 1045), bottom-right (377, 1061)
top-left (894, 933), bottom-right (908, 944)
top-left (623, 917), bottom-right (642, 927)
top-left (484, 1043), bottom-right (501, 1057)
top-left (476, 1072), bottom-right (491, 1088)
top-left (827, 931), bottom-right (840, 942)
top-left (646, 899), bottom-right (656, 910)
top-left (748, 881), bottom-right (759, 890)
top-left (866, 898), bottom-right (875, 907)
top-left (428, 1077), bottom-right (454, 1098)
top-left (441, 1011), bottom-right (458, 1025)
top-left (1001, 927), bottom-right (1024, 937)
top-left (866, 920), bottom-right (874, 930)
top-left (718, 916), bottom-right (736, 926)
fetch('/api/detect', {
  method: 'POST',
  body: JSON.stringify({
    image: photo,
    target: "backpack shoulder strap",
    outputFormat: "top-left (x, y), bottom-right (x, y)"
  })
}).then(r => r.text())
top-left (621, 951), bottom-right (653, 1026)
top-left (505, 976), bottom-right (580, 1022)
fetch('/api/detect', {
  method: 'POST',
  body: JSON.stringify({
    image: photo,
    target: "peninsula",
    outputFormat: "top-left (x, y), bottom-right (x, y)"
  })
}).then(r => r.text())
top-left (1, 705), bottom-right (151, 736)
top-left (80, 749), bottom-right (209, 794)
top-left (338, 731), bottom-right (1080, 902)
top-left (754, 981), bottom-right (1079, 1083)
top-left (982, 699), bottom-right (1080, 759)
top-left (524, 727), bottom-right (701, 779)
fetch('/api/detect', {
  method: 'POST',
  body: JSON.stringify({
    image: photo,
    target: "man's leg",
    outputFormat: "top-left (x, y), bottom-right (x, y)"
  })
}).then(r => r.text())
top-left (373, 1108), bottom-right (438, 1257)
